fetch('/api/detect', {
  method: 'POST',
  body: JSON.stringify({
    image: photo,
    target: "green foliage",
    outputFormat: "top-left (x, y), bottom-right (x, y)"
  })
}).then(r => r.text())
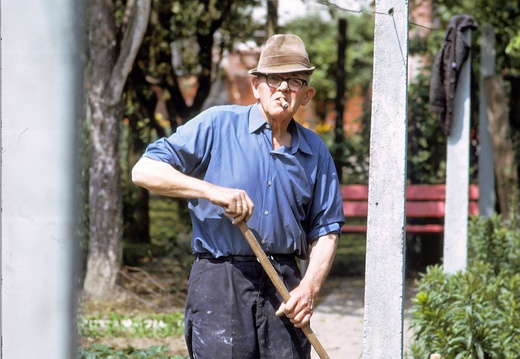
top-left (78, 312), bottom-right (185, 339)
top-left (78, 344), bottom-right (188, 359)
top-left (330, 233), bottom-right (367, 277)
top-left (468, 214), bottom-right (520, 274)
top-left (409, 263), bottom-right (520, 359)
top-left (127, 0), bottom-right (260, 126)
top-left (283, 12), bottom-right (374, 117)
top-left (407, 72), bottom-right (449, 184)
top-left (433, 0), bottom-right (520, 71)
top-left (340, 128), bottom-right (371, 184)
top-left (408, 215), bottom-right (520, 358)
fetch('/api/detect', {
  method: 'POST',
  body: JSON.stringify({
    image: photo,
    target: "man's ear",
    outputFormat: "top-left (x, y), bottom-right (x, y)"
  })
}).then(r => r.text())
top-left (251, 78), bottom-right (260, 100)
top-left (300, 86), bottom-right (315, 106)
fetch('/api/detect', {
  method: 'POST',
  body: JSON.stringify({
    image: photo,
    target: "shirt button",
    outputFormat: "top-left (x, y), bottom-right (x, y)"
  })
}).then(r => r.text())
top-left (267, 180), bottom-right (272, 186)
top-left (265, 123), bottom-right (271, 129)
top-left (261, 240), bottom-right (266, 244)
top-left (264, 210), bottom-right (269, 215)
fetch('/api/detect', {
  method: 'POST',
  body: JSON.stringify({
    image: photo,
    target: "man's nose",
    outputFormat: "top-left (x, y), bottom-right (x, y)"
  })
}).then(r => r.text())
top-left (277, 80), bottom-right (289, 91)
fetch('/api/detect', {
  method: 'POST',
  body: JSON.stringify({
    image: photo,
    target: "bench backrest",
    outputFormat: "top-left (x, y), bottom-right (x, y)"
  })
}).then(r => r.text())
top-left (341, 184), bottom-right (479, 233)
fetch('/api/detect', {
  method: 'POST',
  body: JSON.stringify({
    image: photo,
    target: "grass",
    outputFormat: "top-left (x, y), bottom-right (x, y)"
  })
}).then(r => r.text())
top-left (77, 344), bottom-right (188, 359)
top-left (79, 312), bottom-right (185, 339)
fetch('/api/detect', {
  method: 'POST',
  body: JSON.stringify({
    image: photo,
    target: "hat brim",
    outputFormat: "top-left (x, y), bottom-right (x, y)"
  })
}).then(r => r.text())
top-left (249, 64), bottom-right (315, 75)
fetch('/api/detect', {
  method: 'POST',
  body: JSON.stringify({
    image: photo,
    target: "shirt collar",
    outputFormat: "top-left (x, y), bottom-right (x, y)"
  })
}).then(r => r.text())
top-left (249, 104), bottom-right (266, 133)
top-left (249, 104), bottom-right (313, 156)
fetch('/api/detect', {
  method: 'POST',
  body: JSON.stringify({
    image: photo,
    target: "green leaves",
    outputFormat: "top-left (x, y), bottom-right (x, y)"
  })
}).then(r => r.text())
top-left (77, 344), bottom-right (187, 359)
top-left (408, 215), bottom-right (520, 358)
top-left (433, 0), bottom-right (520, 71)
top-left (79, 312), bottom-right (185, 339)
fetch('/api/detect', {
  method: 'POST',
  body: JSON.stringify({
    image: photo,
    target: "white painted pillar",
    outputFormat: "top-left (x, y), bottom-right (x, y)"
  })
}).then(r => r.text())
top-left (363, 0), bottom-right (409, 358)
top-left (1, 1), bottom-right (82, 358)
top-left (444, 31), bottom-right (472, 274)
top-left (478, 25), bottom-right (496, 217)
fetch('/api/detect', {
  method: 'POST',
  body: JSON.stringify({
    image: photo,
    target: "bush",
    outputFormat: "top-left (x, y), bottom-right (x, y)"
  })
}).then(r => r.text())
top-left (468, 214), bottom-right (520, 274)
top-left (407, 214), bottom-right (520, 359)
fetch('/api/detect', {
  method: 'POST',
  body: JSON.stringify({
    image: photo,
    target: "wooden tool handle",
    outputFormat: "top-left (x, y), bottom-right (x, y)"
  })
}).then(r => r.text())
top-left (237, 222), bottom-right (330, 359)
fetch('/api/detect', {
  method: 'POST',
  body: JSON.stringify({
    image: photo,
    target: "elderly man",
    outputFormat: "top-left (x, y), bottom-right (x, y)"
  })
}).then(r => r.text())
top-left (132, 34), bottom-right (345, 358)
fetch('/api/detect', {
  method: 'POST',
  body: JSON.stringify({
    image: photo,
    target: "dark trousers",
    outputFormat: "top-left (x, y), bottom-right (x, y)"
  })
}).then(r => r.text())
top-left (184, 257), bottom-right (310, 359)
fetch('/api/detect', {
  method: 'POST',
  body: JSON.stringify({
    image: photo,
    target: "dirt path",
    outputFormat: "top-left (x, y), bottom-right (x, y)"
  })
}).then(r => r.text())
top-left (311, 277), bottom-right (416, 359)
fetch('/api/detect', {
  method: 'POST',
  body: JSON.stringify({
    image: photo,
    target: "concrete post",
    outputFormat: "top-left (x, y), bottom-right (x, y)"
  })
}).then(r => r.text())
top-left (478, 25), bottom-right (496, 217)
top-left (444, 31), bottom-right (472, 274)
top-left (1, 1), bottom-right (82, 357)
top-left (362, 1), bottom-right (409, 358)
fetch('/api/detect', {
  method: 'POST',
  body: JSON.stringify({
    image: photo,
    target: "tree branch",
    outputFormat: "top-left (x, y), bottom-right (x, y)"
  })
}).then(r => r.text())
top-left (108, 0), bottom-right (151, 104)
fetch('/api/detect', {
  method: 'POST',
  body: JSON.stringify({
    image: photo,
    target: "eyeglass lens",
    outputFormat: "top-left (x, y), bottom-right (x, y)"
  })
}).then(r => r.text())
top-left (265, 75), bottom-right (306, 92)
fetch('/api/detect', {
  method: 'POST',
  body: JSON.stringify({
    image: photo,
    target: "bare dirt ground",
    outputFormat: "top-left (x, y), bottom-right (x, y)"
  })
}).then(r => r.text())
top-left (310, 277), bottom-right (416, 359)
top-left (82, 276), bottom-right (417, 358)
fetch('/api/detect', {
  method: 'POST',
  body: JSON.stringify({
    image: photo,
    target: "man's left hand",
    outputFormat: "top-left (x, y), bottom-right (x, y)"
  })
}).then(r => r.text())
top-left (275, 284), bottom-right (315, 328)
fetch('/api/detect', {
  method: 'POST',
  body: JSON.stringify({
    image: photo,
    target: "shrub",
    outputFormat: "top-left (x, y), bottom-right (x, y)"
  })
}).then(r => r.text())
top-left (407, 214), bottom-right (520, 359)
top-left (468, 214), bottom-right (520, 274)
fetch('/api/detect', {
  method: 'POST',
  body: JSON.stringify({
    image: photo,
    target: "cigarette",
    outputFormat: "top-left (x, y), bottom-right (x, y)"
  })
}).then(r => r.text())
top-left (280, 98), bottom-right (289, 108)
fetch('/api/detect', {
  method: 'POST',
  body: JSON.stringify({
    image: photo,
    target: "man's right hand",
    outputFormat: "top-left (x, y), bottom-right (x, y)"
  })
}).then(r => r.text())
top-left (207, 186), bottom-right (254, 224)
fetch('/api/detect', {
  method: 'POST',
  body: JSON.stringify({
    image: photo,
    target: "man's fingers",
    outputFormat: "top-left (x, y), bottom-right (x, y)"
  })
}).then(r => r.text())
top-left (275, 294), bottom-right (314, 327)
top-left (275, 303), bottom-right (286, 317)
top-left (228, 197), bottom-right (254, 223)
top-left (292, 313), bottom-right (311, 328)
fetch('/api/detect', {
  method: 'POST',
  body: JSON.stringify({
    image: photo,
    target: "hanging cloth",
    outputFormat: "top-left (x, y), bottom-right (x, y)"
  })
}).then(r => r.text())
top-left (429, 14), bottom-right (477, 136)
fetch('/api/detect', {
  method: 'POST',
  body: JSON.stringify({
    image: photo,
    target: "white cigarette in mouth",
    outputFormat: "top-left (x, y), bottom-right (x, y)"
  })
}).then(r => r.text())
top-left (280, 98), bottom-right (289, 108)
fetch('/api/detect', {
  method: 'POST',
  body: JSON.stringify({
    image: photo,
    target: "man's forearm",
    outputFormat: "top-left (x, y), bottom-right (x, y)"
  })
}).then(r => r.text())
top-left (132, 157), bottom-right (254, 222)
top-left (300, 233), bottom-right (338, 297)
top-left (132, 157), bottom-right (213, 199)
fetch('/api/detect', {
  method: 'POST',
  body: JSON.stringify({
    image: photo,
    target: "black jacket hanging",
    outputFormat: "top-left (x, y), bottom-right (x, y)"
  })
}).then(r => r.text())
top-left (429, 14), bottom-right (477, 136)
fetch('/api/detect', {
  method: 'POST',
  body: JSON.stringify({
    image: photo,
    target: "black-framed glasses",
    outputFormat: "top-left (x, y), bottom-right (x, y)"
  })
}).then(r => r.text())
top-left (259, 74), bottom-right (308, 92)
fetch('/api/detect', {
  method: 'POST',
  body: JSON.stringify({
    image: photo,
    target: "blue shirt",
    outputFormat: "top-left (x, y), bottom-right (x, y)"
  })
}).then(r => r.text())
top-left (143, 104), bottom-right (345, 259)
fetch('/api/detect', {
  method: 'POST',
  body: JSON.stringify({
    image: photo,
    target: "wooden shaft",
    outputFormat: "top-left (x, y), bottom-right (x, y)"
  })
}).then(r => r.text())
top-left (237, 222), bottom-right (330, 359)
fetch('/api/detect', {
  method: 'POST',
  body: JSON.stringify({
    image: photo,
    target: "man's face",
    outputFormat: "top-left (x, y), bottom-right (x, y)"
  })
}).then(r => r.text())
top-left (252, 72), bottom-right (314, 122)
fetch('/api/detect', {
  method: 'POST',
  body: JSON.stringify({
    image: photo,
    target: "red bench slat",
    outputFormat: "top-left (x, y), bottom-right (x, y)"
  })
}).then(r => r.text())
top-left (341, 184), bottom-right (479, 201)
top-left (341, 184), bottom-right (479, 234)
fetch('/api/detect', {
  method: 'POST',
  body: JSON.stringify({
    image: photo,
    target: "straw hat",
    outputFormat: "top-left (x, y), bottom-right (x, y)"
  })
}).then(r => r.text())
top-left (249, 34), bottom-right (315, 75)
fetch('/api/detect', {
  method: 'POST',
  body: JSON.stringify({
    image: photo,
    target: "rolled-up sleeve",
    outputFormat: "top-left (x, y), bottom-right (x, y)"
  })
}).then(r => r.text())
top-left (143, 114), bottom-right (214, 178)
top-left (306, 147), bottom-right (345, 242)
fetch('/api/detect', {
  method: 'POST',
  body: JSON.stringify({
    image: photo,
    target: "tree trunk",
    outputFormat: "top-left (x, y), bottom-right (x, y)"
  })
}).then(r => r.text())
top-left (84, 100), bottom-right (124, 298)
top-left (266, 0), bottom-right (279, 38)
top-left (334, 17), bottom-right (347, 183)
top-left (506, 75), bottom-right (520, 185)
top-left (484, 75), bottom-right (518, 219)
top-left (83, 0), bottom-right (151, 299)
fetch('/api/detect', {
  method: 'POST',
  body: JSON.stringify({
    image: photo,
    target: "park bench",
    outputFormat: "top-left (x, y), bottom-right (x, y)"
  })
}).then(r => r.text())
top-left (341, 184), bottom-right (479, 234)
